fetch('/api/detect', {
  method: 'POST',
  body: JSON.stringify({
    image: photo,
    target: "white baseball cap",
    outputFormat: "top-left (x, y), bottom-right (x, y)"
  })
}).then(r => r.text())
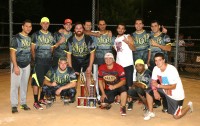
top-left (104, 53), bottom-right (114, 59)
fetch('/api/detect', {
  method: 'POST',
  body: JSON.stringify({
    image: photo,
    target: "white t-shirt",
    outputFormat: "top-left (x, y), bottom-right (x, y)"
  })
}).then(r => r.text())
top-left (152, 64), bottom-right (185, 100)
top-left (114, 34), bottom-right (133, 67)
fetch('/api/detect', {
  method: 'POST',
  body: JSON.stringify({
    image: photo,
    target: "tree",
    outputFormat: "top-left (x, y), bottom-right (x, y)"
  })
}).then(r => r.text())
top-left (99, 0), bottom-right (141, 24)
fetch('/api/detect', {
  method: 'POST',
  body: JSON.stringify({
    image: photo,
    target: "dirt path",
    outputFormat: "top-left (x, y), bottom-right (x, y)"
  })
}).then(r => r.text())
top-left (0, 72), bottom-right (199, 126)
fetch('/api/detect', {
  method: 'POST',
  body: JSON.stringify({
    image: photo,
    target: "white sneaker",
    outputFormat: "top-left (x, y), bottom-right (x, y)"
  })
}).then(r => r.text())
top-left (188, 101), bottom-right (193, 113)
top-left (144, 111), bottom-right (155, 120)
top-left (143, 109), bottom-right (149, 117)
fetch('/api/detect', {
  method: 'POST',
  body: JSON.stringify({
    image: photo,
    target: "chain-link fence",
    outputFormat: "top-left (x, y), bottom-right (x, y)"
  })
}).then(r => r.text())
top-left (1, 22), bottom-right (200, 79)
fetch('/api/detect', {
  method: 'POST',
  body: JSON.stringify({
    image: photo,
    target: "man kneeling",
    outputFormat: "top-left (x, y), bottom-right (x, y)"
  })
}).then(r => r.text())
top-left (43, 57), bottom-right (77, 108)
top-left (98, 53), bottom-right (127, 116)
top-left (144, 53), bottom-right (193, 120)
top-left (127, 59), bottom-right (151, 111)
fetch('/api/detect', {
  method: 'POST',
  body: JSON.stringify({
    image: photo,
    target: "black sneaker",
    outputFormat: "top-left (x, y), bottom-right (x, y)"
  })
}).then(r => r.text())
top-left (20, 104), bottom-right (31, 110)
top-left (121, 106), bottom-right (126, 116)
top-left (127, 102), bottom-right (133, 111)
top-left (12, 107), bottom-right (18, 113)
top-left (162, 107), bottom-right (168, 113)
top-left (153, 103), bottom-right (161, 108)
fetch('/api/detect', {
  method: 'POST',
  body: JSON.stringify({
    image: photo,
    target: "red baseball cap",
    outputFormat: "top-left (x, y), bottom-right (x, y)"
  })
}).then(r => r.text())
top-left (64, 18), bottom-right (72, 24)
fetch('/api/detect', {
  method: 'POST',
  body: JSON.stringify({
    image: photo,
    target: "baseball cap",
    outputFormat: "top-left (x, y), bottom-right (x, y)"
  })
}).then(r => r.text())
top-left (40, 17), bottom-right (50, 23)
top-left (104, 53), bottom-right (114, 59)
top-left (59, 57), bottom-right (68, 62)
top-left (64, 18), bottom-right (72, 24)
top-left (135, 59), bottom-right (144, 66)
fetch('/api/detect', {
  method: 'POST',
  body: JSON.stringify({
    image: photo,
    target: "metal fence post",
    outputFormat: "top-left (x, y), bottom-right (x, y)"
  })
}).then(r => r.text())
top-left (92, 0), bottom-right (96, 31)
top-left (9, 0), bottom-right (13, 45)
top-left (175, 0), bottom-right (181, 68)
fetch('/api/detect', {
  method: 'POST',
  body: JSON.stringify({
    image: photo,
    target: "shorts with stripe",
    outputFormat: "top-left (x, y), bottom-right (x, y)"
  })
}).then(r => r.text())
top-left (31, 63), bottom-right (51, 87)
top-left (146, 88), bottom-right (183, 115)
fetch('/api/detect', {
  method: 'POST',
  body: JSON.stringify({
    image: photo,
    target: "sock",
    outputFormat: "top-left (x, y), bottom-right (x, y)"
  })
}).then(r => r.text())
top-left (34, 95), bottom-right (38, 102)
top-left (39, 91), bottom-right (45, 100)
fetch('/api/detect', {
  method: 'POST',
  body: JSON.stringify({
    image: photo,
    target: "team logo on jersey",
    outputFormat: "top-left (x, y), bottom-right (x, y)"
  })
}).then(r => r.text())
top-left (72, 41), bottom-right (89, 57)
top-left (103, 75), bottom-right (116, 82)
top-left (116, 42), bottom-right (123, 52)
top-left (164, 37), bottom-right (171, 42)
top-left (135, 34), bottom-right (149, 45)
top-left (20, 39), bottom-right (31, 49)
top-left (38, 35), bottom-right (54, 46)
top-left (120, 72), bottom-right (125, 76)
top-left (97, 36), bottom-right (112, 46)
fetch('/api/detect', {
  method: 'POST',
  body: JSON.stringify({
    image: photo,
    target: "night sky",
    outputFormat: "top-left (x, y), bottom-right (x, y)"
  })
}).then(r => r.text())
top-left (42, 0), bottom-right (92, 24)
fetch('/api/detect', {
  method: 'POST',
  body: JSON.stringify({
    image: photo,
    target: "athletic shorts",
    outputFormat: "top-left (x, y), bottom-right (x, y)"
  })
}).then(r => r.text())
top-left (103, 85), bottom-right (127, 104)
top-left (43, 85), bottom-right (76, 98)
top-left (147, 88), bottom-right (184, 115)
top-left (31, 63), bottom-right (51, 87)
top-left (128, 87), bottom-right (146, 99)
top-left (71, 58), bottom-right (89, 73)
top-left (52, 56), bottom-right (59, 68)
top-left (124, 65), bottom-right (134, 88)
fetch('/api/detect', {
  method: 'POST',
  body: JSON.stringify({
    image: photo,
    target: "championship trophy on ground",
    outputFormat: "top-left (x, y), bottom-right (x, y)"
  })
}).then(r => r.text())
top-left (77, 68), bottom-right (97, 108)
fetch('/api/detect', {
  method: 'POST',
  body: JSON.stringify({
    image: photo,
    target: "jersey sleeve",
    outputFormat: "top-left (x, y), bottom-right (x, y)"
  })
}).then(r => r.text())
top-left (69, 67), bottom-right (77, 82)
top-left (44, 68), bottom-right (54, 82)
top-left (88, 37), bottom-right (96, 53)
top-left (66, 37), bottom-right (72, 54)
top-left (118, 65), bottom-right (126, 80)
top-left (10, 36), bottom-right (18, 51)
top-left (151, 67), bottom-right (158, 81)
top-left (53, 32), bottom-right (60, 45)
top-left (31, 33), bottom-right (37, 45)
top-left (98, 65), bottom-right (104, 80)
top-left (164, 34), bottom-right (171, 45)
top-left (111, 36), bottom-right (116, 46)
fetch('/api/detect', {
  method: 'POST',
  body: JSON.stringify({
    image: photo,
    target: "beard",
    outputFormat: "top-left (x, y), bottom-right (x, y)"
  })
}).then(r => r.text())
top-left (75, 31), bottom-right (83, 36)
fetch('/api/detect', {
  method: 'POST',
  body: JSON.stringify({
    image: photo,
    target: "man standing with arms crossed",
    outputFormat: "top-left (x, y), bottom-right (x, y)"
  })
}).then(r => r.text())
top-left (10, 19), bottom-right (32, 113)
top-left (31, 17), bottom-right (54, 110)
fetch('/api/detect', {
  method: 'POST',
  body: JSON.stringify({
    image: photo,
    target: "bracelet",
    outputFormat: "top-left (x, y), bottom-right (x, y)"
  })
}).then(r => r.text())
top-left (157, 84), bottom-right (160, 88)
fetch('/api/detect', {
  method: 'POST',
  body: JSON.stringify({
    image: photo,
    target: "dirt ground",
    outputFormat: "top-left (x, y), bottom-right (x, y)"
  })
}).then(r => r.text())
top-left (0, 70), bottom-right (199, 126)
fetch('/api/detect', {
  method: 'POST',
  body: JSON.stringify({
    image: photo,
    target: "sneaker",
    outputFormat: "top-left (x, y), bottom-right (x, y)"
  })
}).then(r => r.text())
top-left (121, 106), bottom-right (126, 116)
top-left (153, 103), bottom-right (161, 108)
top-left (143, 109), bottom-right (149, 117)
top-left (39, 99), bottom-right (47, 105)
top-left (12, 107), bottom-right (18, 113)
top-left (144, 111), bottom-right (155, 120)
top-left (100, 103), bottom-right (111, 110)
top-left (33, 102), bottom-right (43, 110)
top-left (188, 101), bottom-right (193, 113)
top-left (162, 107), bottom-right (168, 113)
top-left (127, 102), bottom-right (133, 111)
top-left (20, 104), bottom-right (31, 110)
